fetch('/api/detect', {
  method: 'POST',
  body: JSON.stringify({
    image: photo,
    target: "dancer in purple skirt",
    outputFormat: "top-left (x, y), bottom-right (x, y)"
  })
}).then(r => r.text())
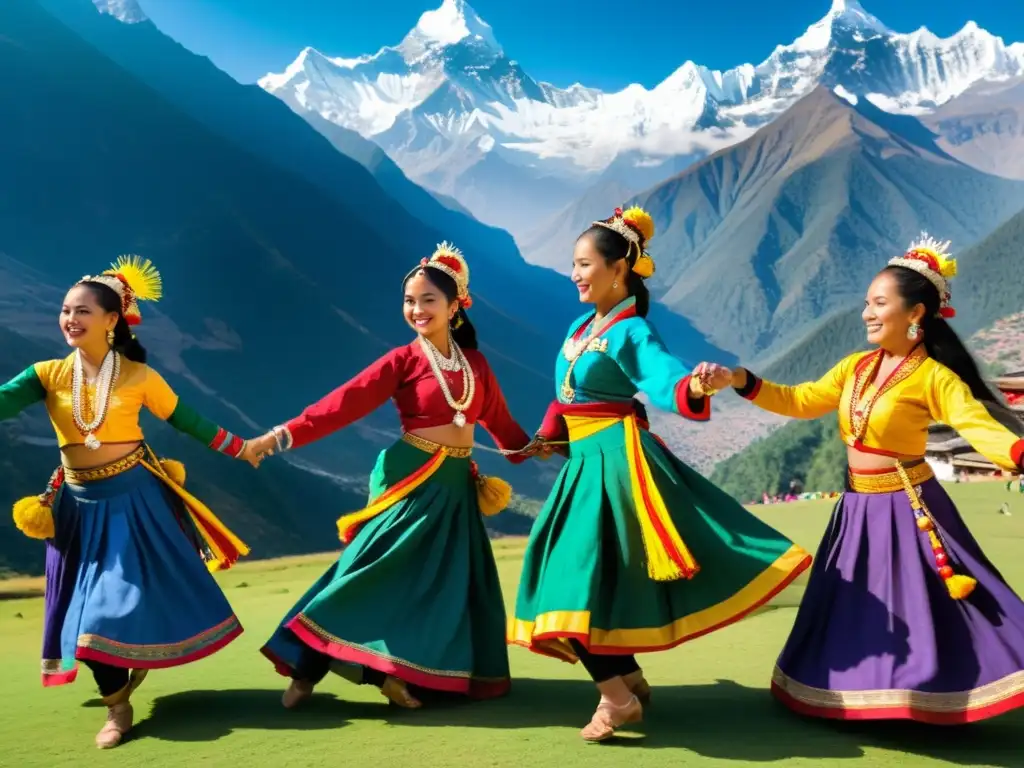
top-left (705, 234), bottom-right (1024, 724)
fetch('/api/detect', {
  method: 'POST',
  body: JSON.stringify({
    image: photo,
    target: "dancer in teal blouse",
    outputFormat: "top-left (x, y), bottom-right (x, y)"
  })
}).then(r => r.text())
top-left (510, 205), bottom-right (813, 742)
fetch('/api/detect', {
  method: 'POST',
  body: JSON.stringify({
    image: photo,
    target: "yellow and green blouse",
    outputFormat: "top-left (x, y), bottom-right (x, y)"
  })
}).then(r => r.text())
top-left (736, 345), bottom-right (1024, 472)
top-left (0, 354), bottom-right (245, 457)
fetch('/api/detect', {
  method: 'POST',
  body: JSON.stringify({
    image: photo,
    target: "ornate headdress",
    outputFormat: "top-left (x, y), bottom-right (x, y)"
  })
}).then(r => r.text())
top-left (591, 206), bottom-right (656, 278)
top-left (78, 254), bottom-right (163, 326)
top-left (419, 241), bottom-right (472, 309)
top-left (887, 233), bottom-right (957, 318)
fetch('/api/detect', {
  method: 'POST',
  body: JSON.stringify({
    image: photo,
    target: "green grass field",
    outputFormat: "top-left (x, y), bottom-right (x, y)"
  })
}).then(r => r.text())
top-left (3, 482), bottom-right (1024, 767)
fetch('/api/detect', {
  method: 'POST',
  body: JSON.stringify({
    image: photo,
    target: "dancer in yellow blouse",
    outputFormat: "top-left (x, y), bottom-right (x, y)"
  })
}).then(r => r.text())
top-left (2, 256), bottom-right (252, 748)
top-left (708, 234), bottom-right (1024, 724)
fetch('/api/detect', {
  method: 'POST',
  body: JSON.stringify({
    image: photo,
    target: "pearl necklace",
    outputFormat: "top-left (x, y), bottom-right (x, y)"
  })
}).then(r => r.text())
top-left (559, 313), bottom-right (613, 403)
top-left (72, 349), bottom-right (120, 450)
top-left (419, 335), bottom-right (475, 427)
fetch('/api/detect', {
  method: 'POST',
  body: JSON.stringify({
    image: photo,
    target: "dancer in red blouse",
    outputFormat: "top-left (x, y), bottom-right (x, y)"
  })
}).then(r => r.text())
top-left (246, 242), bottom-right (539, 708)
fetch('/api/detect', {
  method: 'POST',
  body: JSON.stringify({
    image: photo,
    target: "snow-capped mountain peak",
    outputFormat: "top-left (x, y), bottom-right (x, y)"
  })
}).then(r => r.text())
top-left (259, 1), bottom-right (1024, 235)
top-left (786, 0), bottom-right (891, 53)
top-left (92, 0), bottom-right (148, 24)
top-left (405, 0), bottom-right (501, 55)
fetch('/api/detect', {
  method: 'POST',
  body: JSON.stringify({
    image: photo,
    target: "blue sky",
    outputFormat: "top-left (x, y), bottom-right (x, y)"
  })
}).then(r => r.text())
top-left (136, 0), bottom-right (1024, 90)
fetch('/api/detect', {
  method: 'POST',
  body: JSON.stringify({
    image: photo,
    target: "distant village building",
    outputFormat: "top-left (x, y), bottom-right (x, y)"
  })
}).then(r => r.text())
top-left (925, 372), bottom-right (1024, 479)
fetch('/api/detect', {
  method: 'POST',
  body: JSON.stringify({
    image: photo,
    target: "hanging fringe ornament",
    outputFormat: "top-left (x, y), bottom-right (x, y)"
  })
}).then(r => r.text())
top-left (12, 467), bottom-right (63, 540)
top-left (470, 461), bottom-right (511, 516)
top-left (13, 496), bottom-right (56, 540)
top-left (901, 463), bottom-right (977, 600)
top-left (159, 459), bottom-right (186, 487)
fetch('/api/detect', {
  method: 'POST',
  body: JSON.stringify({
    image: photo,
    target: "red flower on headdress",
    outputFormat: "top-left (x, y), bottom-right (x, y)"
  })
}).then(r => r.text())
top-left (906, 249), bottom-right (939, 273)
top-left (459, 295), bottom-right (473, 309)
top-left (614, 207), bottom-right (623, 217)
top-left (435, 255), bottom-right (463, 273)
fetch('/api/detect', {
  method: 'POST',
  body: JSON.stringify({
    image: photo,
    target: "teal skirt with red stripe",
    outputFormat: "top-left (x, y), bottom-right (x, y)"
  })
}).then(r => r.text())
top-left (261, 437), bottom-right (510, 698)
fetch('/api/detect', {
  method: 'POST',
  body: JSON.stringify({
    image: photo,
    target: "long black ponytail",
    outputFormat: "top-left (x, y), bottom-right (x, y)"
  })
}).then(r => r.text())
top-left (81, 280), bottom-right (148, 363)
top-left (402, 265), bottom-right (478, 350)
top-left (886, 266), bottom-right (1021, 433)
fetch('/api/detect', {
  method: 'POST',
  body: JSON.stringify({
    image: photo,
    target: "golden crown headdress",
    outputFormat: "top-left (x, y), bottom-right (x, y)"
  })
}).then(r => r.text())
top-left (887, 233), bottom-right (957, 318)
top-left (419, 241), bottom-right (472, 309)
top-left (591, 206), bottom-right (656, 278)
top-left (78, 255), bottom-right (163, 326)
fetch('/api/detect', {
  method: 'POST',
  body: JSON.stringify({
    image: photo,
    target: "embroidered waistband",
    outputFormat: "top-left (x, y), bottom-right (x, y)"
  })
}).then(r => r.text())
top-left (62, 446), bottom-right (146, 484)
top-left (847, 460), bottom-right (933, 494)
top-left (402, 432), bottom-right (472, 459)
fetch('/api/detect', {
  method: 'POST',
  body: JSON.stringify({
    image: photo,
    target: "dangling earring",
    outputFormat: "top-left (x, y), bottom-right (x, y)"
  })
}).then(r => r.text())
top-left (907, 322), bottom-right (921, 341)
top-left (106, 328), bottom-right (115, 346)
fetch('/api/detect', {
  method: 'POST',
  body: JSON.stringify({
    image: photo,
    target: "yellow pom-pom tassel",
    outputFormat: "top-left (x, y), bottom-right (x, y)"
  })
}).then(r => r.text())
top-left (621, 206), bottom-right (655, 242)
top-left (159, 459), bottom-right (187, 487)
top-left (12, 496), bottom-right (55, 540)
top-left (939, 257), bottom-right (957, 279)
top-left (632, 253), bottom-right (655, 278)
top-left (476, 475), bottom-right (512, 517)
top-left (945, 574), bottom-right (976, 600)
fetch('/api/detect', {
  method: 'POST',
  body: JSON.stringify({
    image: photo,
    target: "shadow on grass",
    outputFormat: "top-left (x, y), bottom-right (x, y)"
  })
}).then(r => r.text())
top-left (140, 678), bottom-right (1024, 764)
top-left (134, 688), bottom-right (374, 743)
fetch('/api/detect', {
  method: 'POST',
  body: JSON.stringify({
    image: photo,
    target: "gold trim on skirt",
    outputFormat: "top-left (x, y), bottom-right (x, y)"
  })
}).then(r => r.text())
top-left (847, 461), bottom-right (934, 494)
top-left (402, 432), bottom-right (473, 459)
top-left (63, 446), bottom-right (146, 484)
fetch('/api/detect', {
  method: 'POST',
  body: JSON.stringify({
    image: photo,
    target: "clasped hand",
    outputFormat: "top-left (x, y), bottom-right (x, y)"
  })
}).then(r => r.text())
top-left (239, 432), bottom-right (277, 469)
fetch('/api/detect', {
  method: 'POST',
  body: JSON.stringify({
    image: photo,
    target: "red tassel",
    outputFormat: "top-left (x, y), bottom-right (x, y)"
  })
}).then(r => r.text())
top-left (940, 307), bottom-right (956, 319)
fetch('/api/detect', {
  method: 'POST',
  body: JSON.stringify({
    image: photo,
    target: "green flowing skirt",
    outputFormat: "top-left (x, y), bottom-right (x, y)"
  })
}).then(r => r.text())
top-left (261, 438), bottom-right (510, 698)
top-left (510, 420), bottom-right (812, 661)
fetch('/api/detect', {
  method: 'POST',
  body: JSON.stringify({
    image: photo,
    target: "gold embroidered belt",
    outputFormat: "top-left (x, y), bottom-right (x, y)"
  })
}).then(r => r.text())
top-left (847, 460), bottom-right (933, 494)
top-left (62, 446), bottom-right (146, 484)
top-left (402, 432), bottom-right (472, 458)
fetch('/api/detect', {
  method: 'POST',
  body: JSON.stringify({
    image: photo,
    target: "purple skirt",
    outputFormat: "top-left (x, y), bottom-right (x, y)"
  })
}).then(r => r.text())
top-left (772, 476), bottom-right (1024, 724)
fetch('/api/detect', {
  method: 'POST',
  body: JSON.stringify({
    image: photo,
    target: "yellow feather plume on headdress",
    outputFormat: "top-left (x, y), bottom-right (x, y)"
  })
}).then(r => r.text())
top-left (906, 234), bottom-right (957, 279)
top-left (106, 255), bottom-right (163, 303)
top-left (621, 206), bottom-right (655, 243)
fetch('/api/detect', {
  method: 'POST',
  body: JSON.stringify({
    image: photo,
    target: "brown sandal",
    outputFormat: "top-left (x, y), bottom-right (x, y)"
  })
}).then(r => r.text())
top-left (95, 702), bottom-right (134, 749)
top-left (580, 695), bottom-right (643, 742)
top-left (380, 675), bottom-right (422, 709)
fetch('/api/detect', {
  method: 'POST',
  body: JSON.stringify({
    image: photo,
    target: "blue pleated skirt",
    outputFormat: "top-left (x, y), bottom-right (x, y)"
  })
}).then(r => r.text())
top-left (41, 463), bottom-right (242, 686)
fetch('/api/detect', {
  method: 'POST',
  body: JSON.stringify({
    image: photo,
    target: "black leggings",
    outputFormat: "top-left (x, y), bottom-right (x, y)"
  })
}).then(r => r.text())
top-left (294, 645), bottom-right (386, 687)
top-left (84, 660), bottom-right (130, 698)
top-left (568, 639), bottom-right (640, 684)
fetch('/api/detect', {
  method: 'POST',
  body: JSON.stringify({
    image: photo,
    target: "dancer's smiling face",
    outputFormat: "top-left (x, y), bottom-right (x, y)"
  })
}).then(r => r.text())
top-left (572, 233), bottom-right (627, 307)
top-left (403, 269), bottom-right (457, 343)
top-left (60, 284), bottom-right (118, 350)
top-left (862, 269), bottom-right (925, 351)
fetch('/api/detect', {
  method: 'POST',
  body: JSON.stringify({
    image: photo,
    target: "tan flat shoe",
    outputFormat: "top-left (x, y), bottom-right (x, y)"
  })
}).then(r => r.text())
top-left (580, 695), bottom-right (642, 742)
top-left (95, 702), bottom-right (133, 749)
top-left (380, 675), bottom-right (422, 709)
top-left (282, 679), bottom-right (314, 709)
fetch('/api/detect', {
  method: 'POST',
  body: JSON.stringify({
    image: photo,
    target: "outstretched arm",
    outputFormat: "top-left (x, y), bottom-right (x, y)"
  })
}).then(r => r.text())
top-left (259, 350), bottom-right (405, 455)
top-left (142, 367), bottom-right (249, 459)
top-left (731, 355), bottom-right (859, 420)
top-left (476, 358), bottom-right (534, 464)
top-left (0, 365), bottom-right (46, 422)
top-left (618, 323), bottom-right (712, 421)
top-left (926, 367), bottom-right (1024, 473)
